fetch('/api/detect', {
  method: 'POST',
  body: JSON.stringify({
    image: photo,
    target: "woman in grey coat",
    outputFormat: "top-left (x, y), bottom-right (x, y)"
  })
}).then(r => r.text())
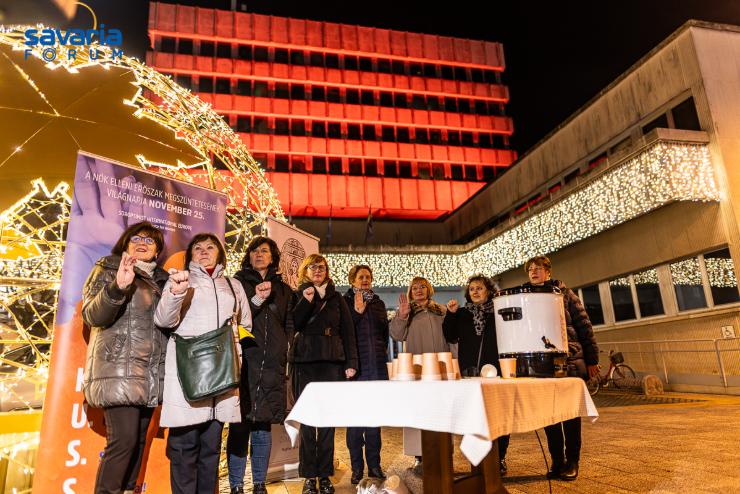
top-left (154, 233), bottom-right (252, 494)
top-left (82, 221), bottom-right (168, 494)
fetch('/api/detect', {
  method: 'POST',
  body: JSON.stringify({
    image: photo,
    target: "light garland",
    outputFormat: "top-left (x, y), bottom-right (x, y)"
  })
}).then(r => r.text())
top-left (328, 142), bottom-right (719, 287)
top-left (669, 258), bottom-right (704, 286)
top-left (704, 257), bottom-right (738, 288)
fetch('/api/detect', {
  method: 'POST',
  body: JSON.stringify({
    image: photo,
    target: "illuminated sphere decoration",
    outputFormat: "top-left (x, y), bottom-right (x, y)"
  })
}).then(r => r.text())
top-left (0, 23), bottom-right (284, 434)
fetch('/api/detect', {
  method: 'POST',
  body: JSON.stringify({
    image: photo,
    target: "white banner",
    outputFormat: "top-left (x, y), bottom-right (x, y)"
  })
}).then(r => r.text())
top-left (266, 217), bottom-right (319, 290)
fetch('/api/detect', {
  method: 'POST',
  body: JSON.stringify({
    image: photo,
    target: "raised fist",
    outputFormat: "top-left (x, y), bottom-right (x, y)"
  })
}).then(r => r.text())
top-left (255, 281), bottom-right (272, 300)
top-left (168, 268), bottom-right (190, 295)
top-left (303, 286), bottom-right (315, 302)
top-left (447, 299), bottom-right (459, 313)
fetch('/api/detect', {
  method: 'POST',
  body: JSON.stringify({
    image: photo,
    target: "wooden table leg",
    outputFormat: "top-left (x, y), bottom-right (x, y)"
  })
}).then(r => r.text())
top-left (421, 432), bottom-right (508, 494)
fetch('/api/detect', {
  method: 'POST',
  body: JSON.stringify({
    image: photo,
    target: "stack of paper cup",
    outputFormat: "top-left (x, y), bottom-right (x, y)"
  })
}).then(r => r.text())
top-left (412, 354), bottom-right (423, 379)
top-left (421, 352), bottom-right (442, 380)
top-left (451, 358), bottom-right (461, 380)
top-left (395, 353), bottom-right (415, 381)
top-left (437, 352), bottom-right (454, 380)
top-left (391, 358), bottom-right (399, 380)
top-left (386, 361), bottom-right (394, 380)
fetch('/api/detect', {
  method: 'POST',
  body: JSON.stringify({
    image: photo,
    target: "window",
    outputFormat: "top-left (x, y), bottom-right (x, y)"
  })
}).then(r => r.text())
top-left (290, 50), bottom-right (305, 65)
top-left (377, 59), bottom-right (391, 74)
top-left (381, 127), bottom-right (395, 141)
top-left (217, 43), bottom-right (232, 58)
top-left (346, 89), bottom-right (360, 104)
top-left (482, 166), bottom-right (496, 181)
top-left (609, 277), bottom-right (636, 321)
top-left (275, 155), bottom-right (289, 172)
top-left (198, 77), bottom-right (213, 93)
top-left (670, 257), bottom-right (707, 311)
top-left (633, 268), bottom-right (664, 317)
top-left (215, 78), bottom-right (230, 94)
top-left (291, 84), bottom-right (306, 100)
top-left (175, 75), bottom-right (191, 90)
top-left (291, 120), bottom-right (306, 136)
top-left (359, 57), bottom-right (373, 72)
top-left (253, 46), bottom-right (268, 62)
top-left (580, 285), bottom-right (604, 325)
top-left (347, 124), bottom-right (361, 140)
top-left (458, 99), bottom-right (471, 113)
top-left (311, 121), bottom-right (326, 138)
top-left (325, 53), bottom-right (339, 69)
top-left (461, 132), bottom-right (475, 146)
top-left (383, 161), bottom-right (397, 177)
top-left (430, 130), bottom-right (442, 145)
top-left (444, 97), bottom-right (457, 112)
top-left (392, 60), bottom-right (406, 75)
top-left (396, 128), bottom-right (410, 143)
top-left (235, 80), bottom-right (251, 96)
top-left (252, 153), bottom-right (267, 170)
top-left (275, 119), bottom-right (290, 135)
top-left (432, 164), bottom-right (445, 180)
top-left (394, 93), bottom-right (408, 108)
top-left (274, 48), bottom-right (289, 64)
top-left (409, 63), bottom-right (423, 76)
top-left (475, 100), bottom-right (489, 115)
top-left (311, 86), bottom-right (325, 101)
top-left (415, 129), bottom-right (429, 144)
top-left (672, 97), bottom-right (701, 131)
top-left (253, 81), bottom-right (268, 97)
top-left (199, 41), bottom-right (214, 57)
top-left (454, 66), bottom-right (468, 81)
top-left (451, 164), bottom-right (464, 180)
top-left (704, 248), bottom-right (740, 305)
top-left (464, 165), bottom-right (478, 181)
top-left (177, 38), bottom-right (193, 55)
top-left (424, 64), bottom-right (438, 78)
top-left (642, 113), bottom-right (669, 135)
top-left (344, 56), bottom-right (358, 70)
top-left (441, 65), bottom-right (454, 80)
top-left (312, 156), bottom-right (327, 174)
top-left (471, 69), bottom-right (484, 83)
top-left (478, 134), bottom-right (492, 148)
top-left (448, 131), bottom-right (461, 145)
top-left (329, 158), bottom-right (343, 174)
top-left (411, 95), bottom-right (425, 110)
top-left (253, 117), bottom-right (268, 134)
top-left (353, 126), bottom-right (372, 142)
top-left (365, 160), bottom-right (378, 176)
top-left (380, 92), bottom-right (394, 107)
top-left (399, 162), bottom-right (412, 178)
top-left (361, 90), bottom-right (375, 105)
top-left (349, 159), bottom-right (363, 175)
top-left (160, 37), bottom-right (176, 53)
top-left (427, 97), bottom-right (441, 111)
top-left (291, 157), bottom-right (306, 173)
top-left (417, 163), bottom-right (431, 179)
top-left (236, 116), bottom-right (250, 133)
top-left (328, 123), bottom-right (341, 138)
top-left (237, 45), bottom-right (252, 60)
top-left (326, 88), bottom-right (341, 103)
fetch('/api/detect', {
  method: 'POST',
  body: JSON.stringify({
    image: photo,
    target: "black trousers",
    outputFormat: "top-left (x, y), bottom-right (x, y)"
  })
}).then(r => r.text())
top-left (346, 426), bottom-right (381, 472)
top-left (94, 406), bottom-right (154, 494)
top-left (293, 362), bottom-right (344, 478)
top-left (167, 419), bottom-right (224, 494)
top-left (545, 359), bottom-right (587, 465)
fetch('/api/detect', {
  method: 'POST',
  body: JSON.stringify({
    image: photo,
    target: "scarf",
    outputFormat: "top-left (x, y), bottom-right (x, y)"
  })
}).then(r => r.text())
top-left (407, 299), bottom-right (445, 326)
top-left (135, 259), bottom-right (157, 277)
top-left (314, 282), bottom-right (329, 299)
top-left (464, 299), bottom-right (494, 336)
top-left (352, 286), bottom-right (375, 303)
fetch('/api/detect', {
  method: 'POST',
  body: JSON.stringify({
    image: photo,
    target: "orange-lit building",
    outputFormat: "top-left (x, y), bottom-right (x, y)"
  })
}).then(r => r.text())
top-left (146, 2), bottom-right (516, 220)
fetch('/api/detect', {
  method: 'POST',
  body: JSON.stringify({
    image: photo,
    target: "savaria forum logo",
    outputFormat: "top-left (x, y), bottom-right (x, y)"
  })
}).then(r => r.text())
top-left (23, 2), bottom-right (123, 62)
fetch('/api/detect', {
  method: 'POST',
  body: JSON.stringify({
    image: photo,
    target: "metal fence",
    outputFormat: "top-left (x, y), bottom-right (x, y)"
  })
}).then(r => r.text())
top-left (597, 337), bottom-right (740, 388)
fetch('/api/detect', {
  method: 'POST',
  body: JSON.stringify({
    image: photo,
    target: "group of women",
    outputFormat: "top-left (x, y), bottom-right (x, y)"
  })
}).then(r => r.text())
top-left (81, 220), bottom-right (598, 494)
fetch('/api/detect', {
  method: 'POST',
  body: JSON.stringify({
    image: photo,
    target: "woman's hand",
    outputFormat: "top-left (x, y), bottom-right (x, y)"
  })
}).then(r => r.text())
top-left (398, 293), bottom-right (410, 319)
top-left (168, 268), bottom-right (190, 295)
top-left (345, 368), bottom-right (356, 379)
top-left (255, 281), bottom-right (272, 300)
top-left (446, 299), bottom-right (458, 313)
top-left (116, 252), bottom-right (137, 290)
top-left (303, 286), bottom-right (315, 302)
top-left (354, 292), bottom-right (367, 314)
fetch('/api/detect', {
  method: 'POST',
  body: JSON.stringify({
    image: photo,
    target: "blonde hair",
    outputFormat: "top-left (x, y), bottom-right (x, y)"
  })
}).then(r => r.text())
top-left (297, 253), bottom-right (331, 285)
top-left (407, 276), bottom-right (434, 301)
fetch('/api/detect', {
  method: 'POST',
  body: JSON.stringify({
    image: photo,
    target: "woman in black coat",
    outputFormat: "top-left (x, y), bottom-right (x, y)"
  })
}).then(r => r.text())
top-left (226, 236), bottom-right (294, 494)
top-left (342, 264), bottom-right (389, 485)
top-left (291, 254), bottom-right (359, 494)
top-left (443, 274), bottom-right (510, 475)
top-left (81, 221), bottom-right (168, 494)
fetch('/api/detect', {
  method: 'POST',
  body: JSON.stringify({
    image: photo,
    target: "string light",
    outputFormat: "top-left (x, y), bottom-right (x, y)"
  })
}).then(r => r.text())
top-left (328, 142), bottom-right (719, 287)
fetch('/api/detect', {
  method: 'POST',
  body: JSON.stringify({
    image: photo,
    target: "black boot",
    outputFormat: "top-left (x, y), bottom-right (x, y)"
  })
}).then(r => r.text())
top-left (410, 457), bottom-right (423, 476)
top-left (368, 466), bottom-right (386, 479)
top-left (560, 461), bottom-right (579, 481)
top-left (302, 478), bottom-right (318, 494)
top-left (318, 477), bottom-right (335, 494)
top-left (351, 470), bottom-right (363, 484)
top-left (230, 487), bottom-right (244, 494)
top-left (546, 457), bottom-right (565, 479)
top-left (499, 458), bottom-right (508, 476)
top-left (253, 483), bottom-right (267, 494)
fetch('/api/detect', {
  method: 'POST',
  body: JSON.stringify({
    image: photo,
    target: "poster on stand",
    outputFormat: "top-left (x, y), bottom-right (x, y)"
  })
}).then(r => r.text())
top-left (34, 152), bottom-right (226, 494)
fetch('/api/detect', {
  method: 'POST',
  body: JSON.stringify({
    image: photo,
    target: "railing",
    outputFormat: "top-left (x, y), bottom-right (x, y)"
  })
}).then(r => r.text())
top-left (597, 337), bottom-right (740, 388)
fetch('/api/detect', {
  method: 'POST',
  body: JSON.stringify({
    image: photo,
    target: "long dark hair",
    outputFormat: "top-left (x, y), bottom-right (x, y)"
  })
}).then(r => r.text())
top-left (184, 233), bottom-right (227, 269)
top-left (242, 235), bottom-right (281, 270)
top-left (111, 221), bottom-right (164, 259)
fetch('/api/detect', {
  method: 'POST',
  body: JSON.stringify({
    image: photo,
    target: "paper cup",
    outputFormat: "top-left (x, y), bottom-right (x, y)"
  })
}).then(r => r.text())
top-left (437, 352), bottom-right (453, 379)
top-left (386, 361), bottom-right (394, 380)
top-left (395, 352), bottom-right (416, 380)
top-left (499, 357), bottom-right (517, 379)
top-left (451, 358), bottom-right (461, 380)
top-left (412, 354), bottom-right (423, 377)
top-left (421, 352), bottom-right (441, 380)
top-left (391, 358), bottom-right (399, 380)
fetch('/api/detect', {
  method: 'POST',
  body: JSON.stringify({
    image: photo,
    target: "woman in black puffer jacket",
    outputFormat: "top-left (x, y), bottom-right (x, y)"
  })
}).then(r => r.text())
top-left (291, 254), bottom-right (358, 494)
top-left (342, 264), bottom-right (389, 485)
top-left (82, 221), bottom-right (168, 494)
top-left (226, 236), bottom-right (294, 494)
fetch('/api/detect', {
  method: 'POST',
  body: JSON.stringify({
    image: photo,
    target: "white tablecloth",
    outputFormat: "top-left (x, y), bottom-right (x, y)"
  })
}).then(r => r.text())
top-left (285, 377), bottom-right (598, 466)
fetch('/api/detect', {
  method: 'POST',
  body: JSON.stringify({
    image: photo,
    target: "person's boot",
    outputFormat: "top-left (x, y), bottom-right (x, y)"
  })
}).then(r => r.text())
top-left (302, 478), bottom-right (318, 494)
top-left (499, 458), bottom-right (508, 476)
top-left (252, 482), bottom-right (267, 494)
top-left (546, 457), bottom-right (565, 479)
top-left (368, 466), bottom-right (386, 479)
top-left (230, 486), bottom-right (244, 494)
top-left (560, 461), bottom-right (579, 481)
top-left (410, 457), bottom-right (423, 476)
top-left (318, 477), bottom-right (335, 494)
top-left (351, 469), bottom-right (363, 484)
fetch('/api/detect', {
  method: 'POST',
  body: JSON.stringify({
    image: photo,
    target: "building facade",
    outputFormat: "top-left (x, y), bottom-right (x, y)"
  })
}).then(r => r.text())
top-left (326, 21), bottom-right (740, 394)
top-left (146, 1), bottom-right (516, 222)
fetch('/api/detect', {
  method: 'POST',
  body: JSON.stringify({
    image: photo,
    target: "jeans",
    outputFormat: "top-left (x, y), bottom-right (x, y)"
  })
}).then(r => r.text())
top-left (94, 406), bottom-right (154, 494)
top-left (226, 420), bottom-right (272, 487)
top-left (346, 427), bottom-right (382, 473)
top-left (167, 420), bottom-right (224, 494)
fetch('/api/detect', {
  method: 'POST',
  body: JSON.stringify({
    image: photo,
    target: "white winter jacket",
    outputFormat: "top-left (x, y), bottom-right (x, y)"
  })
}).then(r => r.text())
top-left (154, 262), bottom-right (252, 428)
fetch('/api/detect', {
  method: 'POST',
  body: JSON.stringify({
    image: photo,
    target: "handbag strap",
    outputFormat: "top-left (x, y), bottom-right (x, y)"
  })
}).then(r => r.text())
top-left (223, 277), bottom-right (239, 326)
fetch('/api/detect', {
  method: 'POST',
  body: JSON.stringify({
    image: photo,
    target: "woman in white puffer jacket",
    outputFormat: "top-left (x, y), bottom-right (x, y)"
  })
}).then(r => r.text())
top-left (155, 233), bottom-right (252, 494)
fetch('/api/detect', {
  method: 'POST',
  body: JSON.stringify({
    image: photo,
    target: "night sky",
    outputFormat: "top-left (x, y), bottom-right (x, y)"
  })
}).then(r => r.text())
top-left (68, 0), bottom-right (740, 155)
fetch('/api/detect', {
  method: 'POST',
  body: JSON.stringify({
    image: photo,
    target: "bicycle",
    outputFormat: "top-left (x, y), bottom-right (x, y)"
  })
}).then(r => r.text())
top-left (586, 350), bottom-right (636, 396)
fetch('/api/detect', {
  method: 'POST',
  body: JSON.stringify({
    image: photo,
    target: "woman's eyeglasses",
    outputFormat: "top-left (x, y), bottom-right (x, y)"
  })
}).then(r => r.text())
top-left (308, 264), bottom-right (327, 272)
top-left (130, 235), bottom-right (155, 245)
